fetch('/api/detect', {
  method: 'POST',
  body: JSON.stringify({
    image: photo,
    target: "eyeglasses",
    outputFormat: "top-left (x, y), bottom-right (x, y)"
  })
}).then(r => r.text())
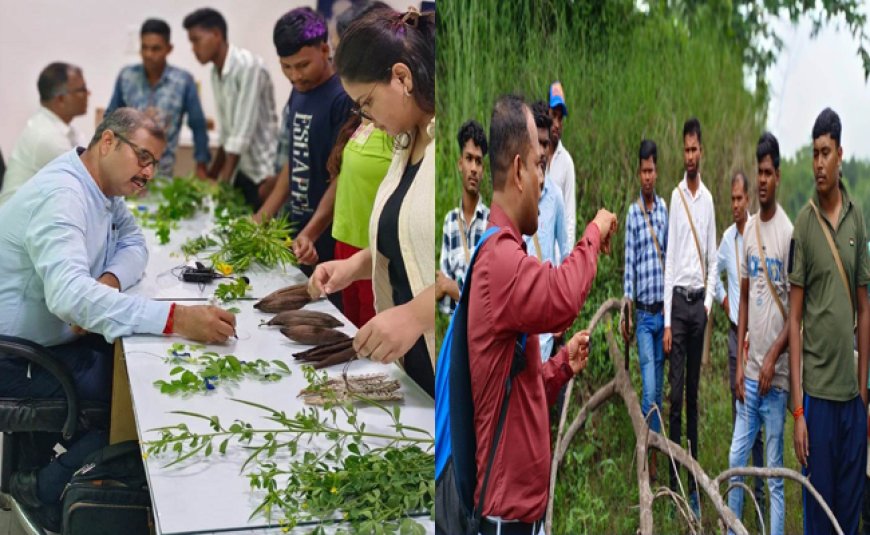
top-left (64, 85), bottom-right (89, 95)
top-left (113, 132), bottom-right (159, 169)
top-left (351, 83), bottom-right (378, 122)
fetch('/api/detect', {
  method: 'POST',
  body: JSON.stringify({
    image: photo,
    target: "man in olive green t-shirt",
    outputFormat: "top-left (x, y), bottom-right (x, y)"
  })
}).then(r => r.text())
top-left (788, 107), bottom-right (870, 534)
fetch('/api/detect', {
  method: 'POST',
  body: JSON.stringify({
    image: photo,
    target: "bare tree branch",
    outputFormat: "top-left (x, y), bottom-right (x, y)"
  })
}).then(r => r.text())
top-left (715, 466), bottom-right (844, 535)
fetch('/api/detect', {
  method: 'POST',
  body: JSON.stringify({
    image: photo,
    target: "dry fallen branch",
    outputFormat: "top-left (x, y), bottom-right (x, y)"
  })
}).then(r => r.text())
top-left (545, 297), bottom-right (842, 535)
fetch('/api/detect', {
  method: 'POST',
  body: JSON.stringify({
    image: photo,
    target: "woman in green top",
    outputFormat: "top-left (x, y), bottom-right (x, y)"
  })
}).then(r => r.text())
top-left (327, 114), bottom-right (393, 327)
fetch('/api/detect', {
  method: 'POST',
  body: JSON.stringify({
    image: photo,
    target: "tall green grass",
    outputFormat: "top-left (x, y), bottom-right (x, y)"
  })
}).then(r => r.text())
top-left (436, 1), bottom-right (810, 532)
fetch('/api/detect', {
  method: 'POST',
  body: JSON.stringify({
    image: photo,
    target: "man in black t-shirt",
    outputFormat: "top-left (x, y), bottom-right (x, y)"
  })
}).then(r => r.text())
top-left (257, 7), bottom-right (353, 277)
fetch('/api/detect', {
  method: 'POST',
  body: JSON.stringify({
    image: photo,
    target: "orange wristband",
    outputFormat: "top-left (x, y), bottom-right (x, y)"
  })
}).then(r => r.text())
top-left (163, 303), bottom-right (177, 334)
top-left (793, 406), bottom-right (804, 420)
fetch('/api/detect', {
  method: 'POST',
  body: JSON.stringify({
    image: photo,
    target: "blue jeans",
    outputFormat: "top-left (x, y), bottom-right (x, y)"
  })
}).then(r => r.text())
top-left (727, 377), bottom-right (786, 535)
top-left (636, 309), bottom-right (665, 433)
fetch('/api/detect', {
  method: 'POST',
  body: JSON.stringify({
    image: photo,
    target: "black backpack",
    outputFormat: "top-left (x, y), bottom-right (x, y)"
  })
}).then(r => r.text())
top-left (61, 440), bottom-right (153, 535)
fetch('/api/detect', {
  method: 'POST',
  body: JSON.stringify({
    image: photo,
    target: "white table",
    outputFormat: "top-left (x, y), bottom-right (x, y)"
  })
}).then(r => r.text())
top-left (120, 301), bottom-right (434, 534)
top-left (126, 208), bottom-right (307, 301)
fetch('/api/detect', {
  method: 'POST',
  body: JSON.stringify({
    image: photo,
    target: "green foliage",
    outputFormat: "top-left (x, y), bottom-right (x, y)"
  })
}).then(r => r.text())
top-left (209, 216), bottom-right (297, 272)
top-left (146, 367), bottom-right (433, 533)
top-left (214, 278), bottom-right (251, 303)
top-left (779, 144), bottom-right (870, 236)
top-left (180, 235), bottom-right (218, 257)
top-left (136, 176), bottom-right (211, 244)
top-left (153, 346), bottom-right (291, 395)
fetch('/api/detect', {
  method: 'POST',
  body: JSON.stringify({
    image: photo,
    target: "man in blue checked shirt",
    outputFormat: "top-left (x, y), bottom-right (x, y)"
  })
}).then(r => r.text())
top-left (525, 101), bottom-right (569, 361)
top-left (714, 171), bottom-right (765, 512)
top-left (436, 120), bottom-right (490, 314)
top-left (622, 139), bottom-right (668, 482)
top-left (107, 18), bottom-right (210, 179)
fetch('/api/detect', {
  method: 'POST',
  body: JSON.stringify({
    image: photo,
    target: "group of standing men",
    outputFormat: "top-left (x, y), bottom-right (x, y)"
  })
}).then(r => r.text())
top-left (438, 84), bottom-right (870, 533)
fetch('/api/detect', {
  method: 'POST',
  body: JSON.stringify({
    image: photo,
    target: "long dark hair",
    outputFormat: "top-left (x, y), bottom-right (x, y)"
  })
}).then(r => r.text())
top-left (334, 8), bottom-right (435, 116)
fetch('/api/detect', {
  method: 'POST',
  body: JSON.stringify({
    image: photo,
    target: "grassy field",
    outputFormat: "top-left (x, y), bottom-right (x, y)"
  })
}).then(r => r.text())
top-left (436, 0), bottom-right (815, 532)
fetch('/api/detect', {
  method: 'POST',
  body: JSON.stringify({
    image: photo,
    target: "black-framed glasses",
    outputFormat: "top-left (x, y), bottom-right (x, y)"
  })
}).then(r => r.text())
top-left (351, 83), bottom-right (379, 122)
top-left (64, 85), bottom-right (89, 95)
top-left (114, 132), bottom-right (158, 170)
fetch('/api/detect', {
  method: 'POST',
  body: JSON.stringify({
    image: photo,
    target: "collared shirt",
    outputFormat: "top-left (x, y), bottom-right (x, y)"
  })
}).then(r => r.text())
top-left (0, 107), bottom-right (79, 206)
top-left (0, 148), bottom-right (170, 347)
top-left (547, 140), bottom-right (576, 247)
top-left (715, 220), bottom-right (747, 325)
top-left (524, 177), bottom-right (569, 267)
top-left (212, 44), bottom-right (278, 183)
top-left (468, 203), bottom-right (600, 522)
top-left (624, 192), bottom-right (668, 306)
top-left (107, 64), bottom-right (210, 177)
top-left (663, 174), bottom-right (718, 326)
top-left (439, 196), bottom-right (489, 314)
top-left (790, 184), bottom-right (870, 401)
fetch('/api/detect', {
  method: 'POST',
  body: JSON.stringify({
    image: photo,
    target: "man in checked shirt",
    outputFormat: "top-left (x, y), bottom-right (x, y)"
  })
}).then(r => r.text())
top-left (436, 120), bottom-right (490, 315)
top-left (622, 138), bottom-right (668, 483)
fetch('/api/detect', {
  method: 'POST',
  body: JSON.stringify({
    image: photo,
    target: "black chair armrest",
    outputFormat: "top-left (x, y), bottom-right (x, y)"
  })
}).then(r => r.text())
top-left (0, 335), bottom-right (79, 439)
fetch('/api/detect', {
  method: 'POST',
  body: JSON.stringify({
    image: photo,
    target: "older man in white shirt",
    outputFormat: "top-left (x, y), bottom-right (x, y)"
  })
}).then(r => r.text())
top-left (662, 117), bottom-right (718, 519)
top-left (547, 81), bottom-right (577, 247)
top-left (0, 62), bottom-right (89, 206)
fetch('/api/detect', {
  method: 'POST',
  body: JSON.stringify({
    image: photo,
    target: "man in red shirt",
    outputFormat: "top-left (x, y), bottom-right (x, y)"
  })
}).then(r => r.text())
top-left (468, 94), bottom-right (616, 533)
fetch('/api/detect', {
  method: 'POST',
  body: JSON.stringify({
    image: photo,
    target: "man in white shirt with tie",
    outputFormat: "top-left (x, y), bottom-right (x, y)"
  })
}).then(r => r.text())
top-left (663, 117), bottom-right (717, 518)
top-left (0, 62), bottom-right (89, 206)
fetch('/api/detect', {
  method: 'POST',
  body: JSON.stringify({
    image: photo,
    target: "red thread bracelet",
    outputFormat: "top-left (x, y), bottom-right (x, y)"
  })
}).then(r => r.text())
top-left (793, 406), bottom-right (804, 420)
top-left (163, 303), bottom-right (177, 334)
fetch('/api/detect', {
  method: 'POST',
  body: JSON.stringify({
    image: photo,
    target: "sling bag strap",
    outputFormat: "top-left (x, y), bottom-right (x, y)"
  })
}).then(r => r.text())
top-left (637, 197), bottom-right (664, 270)
top-left (808, 199), bottom-right (855, 324)
top-left (676, 185), bottom-right (707, 282)
top-left (754, 216), bottom-right (787, 320)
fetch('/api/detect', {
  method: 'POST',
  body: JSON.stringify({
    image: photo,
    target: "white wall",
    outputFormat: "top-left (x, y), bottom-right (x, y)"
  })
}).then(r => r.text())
top-left (0, 0), bottom-right (415, 156)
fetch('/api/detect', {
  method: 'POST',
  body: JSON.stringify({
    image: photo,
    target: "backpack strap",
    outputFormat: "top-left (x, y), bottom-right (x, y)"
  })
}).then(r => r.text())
top-left (470, 334), bottom-right (526, 533)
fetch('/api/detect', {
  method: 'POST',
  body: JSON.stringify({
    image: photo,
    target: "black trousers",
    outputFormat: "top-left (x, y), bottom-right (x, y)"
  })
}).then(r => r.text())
top-left (668, 291), bottom-right (706, 493)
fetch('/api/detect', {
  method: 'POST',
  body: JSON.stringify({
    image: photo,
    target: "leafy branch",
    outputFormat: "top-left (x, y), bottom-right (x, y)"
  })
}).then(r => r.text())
top-left (145, 367), bottom-right (433, 533)
top-left (214, 278), bottom-right (251, 303)
top-left (154, 348), bottom-right (291, 395)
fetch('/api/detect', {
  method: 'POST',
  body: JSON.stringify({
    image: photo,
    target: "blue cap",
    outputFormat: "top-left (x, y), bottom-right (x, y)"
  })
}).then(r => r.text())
top-left (549, 81), bottom-right (567, 116)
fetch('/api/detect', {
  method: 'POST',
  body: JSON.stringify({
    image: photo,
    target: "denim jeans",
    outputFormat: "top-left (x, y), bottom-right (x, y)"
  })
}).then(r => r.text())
top-left (727, 377), bottom-right (787, 535)
top-left (636, 309), bottom-right (665, 434)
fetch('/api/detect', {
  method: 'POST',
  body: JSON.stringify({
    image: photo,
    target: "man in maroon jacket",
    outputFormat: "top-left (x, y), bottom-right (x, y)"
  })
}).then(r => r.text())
top-left (467, 94), bottom-right (617, 534)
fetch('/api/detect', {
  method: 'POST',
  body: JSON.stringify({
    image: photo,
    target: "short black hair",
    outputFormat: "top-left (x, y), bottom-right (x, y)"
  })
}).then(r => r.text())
top-left (731, 170), bottom-right (748, 193)
top-left (489, 95), bottom-right (532, 191)
top-left (457, 120), bottom-right (488, 157)
top-left (183, 8), bottom-right (227, 40)
top-left (37, 62), bottom-right (80, 102)
top-left (273, 7), bottom-right (328, 58)
top-left (141, 18), bottom-right (171, 42)
top-left (683, 117), bottom-right (702, 145)
top-left (531, 100), bottom-right (552, 131)
top-left (812, 107), bottom-right (841, 147)
top-left (756, 131), bottom-right (780, 170)
top-left (638, 139), bottom-right (657, 166)
top-left (336, 1), bottom-right (391, 39)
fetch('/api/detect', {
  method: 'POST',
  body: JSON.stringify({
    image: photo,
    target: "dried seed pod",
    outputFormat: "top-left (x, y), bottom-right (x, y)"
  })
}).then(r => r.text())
top-left (254, 294), bottom-right (311, 312)
top-left (261, 310), bottom-right (343, 328)
top-left (293, 338), bottom-right (354, 360)
top-left (312, 346), bottom-right (357, 369)
top-left (280, 325), bottom-right (350, 345)
top-left (259, 283), bottom-right (309, 303)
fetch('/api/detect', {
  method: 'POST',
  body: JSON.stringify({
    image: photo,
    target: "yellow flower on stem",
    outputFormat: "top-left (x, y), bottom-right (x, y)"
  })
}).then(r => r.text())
top-left (215, 262), bottom-right (233, 276)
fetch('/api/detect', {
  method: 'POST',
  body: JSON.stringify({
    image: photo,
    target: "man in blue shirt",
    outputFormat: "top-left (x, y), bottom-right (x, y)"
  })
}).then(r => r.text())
top-left (715, 171), bottom-right (764, 511)
top-left (0, 108), bottom-right (235, 531)
top-left (107, 18), bottom-right (210, 179)
top-left (622, 139), bottom-right (668, 481)
top-left (525, 102), bottom-right (568, 360)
